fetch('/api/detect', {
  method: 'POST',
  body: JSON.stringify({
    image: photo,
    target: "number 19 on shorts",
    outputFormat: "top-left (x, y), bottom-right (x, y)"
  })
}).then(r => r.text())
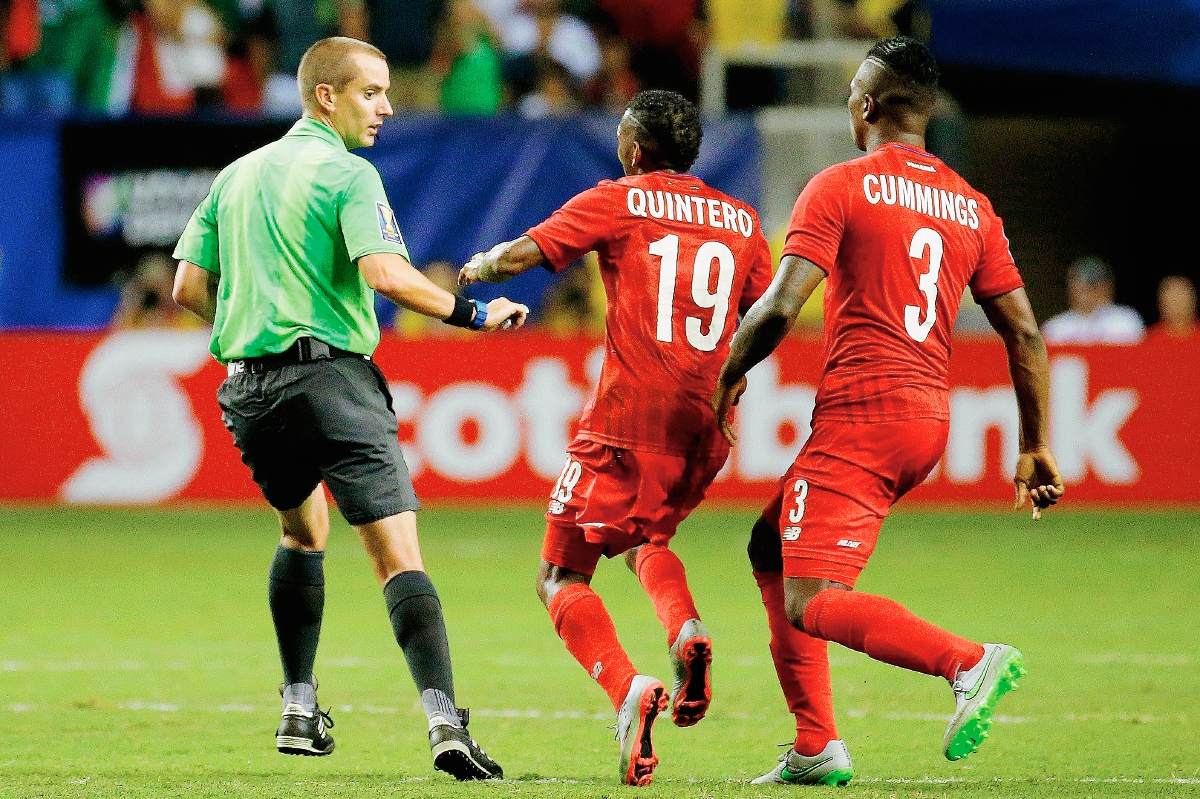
top-left (549, 457), bottom-right (582, 514)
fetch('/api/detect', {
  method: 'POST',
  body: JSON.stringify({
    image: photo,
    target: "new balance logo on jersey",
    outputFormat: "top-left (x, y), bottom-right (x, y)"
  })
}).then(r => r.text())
top-left (782, 526), bottom-right (802, 541)
top-left (836, 539), bottom-right (862, 549)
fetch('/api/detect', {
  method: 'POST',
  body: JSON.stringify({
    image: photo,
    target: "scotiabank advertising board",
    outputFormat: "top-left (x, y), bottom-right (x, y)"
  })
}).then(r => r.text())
top-left (1, 332), bottom-right (1195, 505)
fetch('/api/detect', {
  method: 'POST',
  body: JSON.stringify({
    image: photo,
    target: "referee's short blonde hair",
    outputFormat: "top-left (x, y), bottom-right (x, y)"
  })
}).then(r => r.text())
top-left (298, 37), bottom-right (388, 113)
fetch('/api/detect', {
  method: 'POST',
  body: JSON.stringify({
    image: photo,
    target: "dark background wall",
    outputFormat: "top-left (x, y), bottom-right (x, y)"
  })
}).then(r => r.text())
top-left (942, 67), bottom-right (1198, 325)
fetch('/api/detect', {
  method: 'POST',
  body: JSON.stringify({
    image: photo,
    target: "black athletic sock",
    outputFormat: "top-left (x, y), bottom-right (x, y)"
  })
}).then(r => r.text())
top-left (383, 570), bottom-right (456, 711)
top-left (268, 545), bottom-right (325, 686)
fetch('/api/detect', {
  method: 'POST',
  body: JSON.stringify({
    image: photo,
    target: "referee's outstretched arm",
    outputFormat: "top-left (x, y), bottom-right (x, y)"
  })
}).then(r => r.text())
top-left (359, 252), bottom-right (529, 331)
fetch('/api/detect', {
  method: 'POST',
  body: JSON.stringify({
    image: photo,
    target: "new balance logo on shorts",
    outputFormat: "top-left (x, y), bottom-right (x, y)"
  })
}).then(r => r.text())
top-left (548, 500), bottom-right (565, 515)
top-left (782, 526), bottom-right (802, 541)
top-left (836, 539), bottom-right (862, 549)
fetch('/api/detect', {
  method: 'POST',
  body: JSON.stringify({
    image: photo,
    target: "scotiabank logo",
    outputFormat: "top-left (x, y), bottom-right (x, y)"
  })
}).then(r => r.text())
top-left (938, 356), bottom-right (1138, 485)
top-left (62, 330), bottom-right (211, 503)
top-left (58, 335), bottom-right (1141, 503)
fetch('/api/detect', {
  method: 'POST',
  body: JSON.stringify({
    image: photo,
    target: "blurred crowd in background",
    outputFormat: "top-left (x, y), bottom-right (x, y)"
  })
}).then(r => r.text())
top-left (0, 0), bottom-right (922, 118)
top-left (4, 0), bottom-right (1197, 343)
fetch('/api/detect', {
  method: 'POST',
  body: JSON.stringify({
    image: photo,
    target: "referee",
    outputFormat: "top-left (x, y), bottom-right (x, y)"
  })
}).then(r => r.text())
top-left (171, 37), bottom-right (524, 780)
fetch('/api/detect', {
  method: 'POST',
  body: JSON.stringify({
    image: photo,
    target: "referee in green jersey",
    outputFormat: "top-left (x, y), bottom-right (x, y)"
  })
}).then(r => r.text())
top-left (171, 36), bottom-right (525, 780)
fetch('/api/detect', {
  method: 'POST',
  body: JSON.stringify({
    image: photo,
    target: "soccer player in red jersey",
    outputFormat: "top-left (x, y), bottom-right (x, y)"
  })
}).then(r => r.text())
top-left (713, 37), bottom-right (1065, 785)
top-left (460, 89), bottom-right (773, 785)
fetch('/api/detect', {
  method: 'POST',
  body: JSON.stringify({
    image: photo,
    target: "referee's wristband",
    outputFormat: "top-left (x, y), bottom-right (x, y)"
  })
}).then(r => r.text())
top-left (444, 295), bottom-right (490, 330)
top-left (444, 295), bottom-right (475, 328)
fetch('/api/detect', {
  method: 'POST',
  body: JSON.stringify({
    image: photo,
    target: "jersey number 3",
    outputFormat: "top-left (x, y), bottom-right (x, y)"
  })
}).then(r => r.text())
top-left (649, 234), bottom-right (735, 352)
top-left (904, 227), bottom-right (944, 343)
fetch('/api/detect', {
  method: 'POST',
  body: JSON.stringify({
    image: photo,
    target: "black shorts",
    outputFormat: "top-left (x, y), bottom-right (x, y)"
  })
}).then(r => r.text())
top-left (218, 356), bottom-right (420, 525)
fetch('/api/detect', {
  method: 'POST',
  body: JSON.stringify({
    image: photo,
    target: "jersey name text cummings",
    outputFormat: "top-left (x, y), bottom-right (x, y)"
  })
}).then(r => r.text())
top-left (862, 174), bottom-right (981, 230)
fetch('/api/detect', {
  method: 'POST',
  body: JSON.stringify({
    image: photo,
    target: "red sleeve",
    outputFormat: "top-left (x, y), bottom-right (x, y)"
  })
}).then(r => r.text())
top-left (739, 231), bottom-right (774, 313)
top-left (525, 184), bottom-right (612, 274)
top-left (780, 165), bottom-right (848, 273)
top-left (969, 197), bottom-right (1024, 301)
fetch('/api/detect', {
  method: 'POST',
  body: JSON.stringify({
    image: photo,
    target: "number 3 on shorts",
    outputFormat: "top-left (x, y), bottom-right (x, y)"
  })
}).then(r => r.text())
top-left (787, 479), bottom-right (809, 524)
top-left (552, 458), bottom-right (583, 503)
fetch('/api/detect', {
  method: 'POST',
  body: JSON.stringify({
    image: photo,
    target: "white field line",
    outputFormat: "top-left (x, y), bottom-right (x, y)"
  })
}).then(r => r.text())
top-left (2, 652), bottom-right (1193, 673)
top-left (1074, 653), bottom-right (1194, 665)
top-left (851, 777), bottom-right (1200, 785)
top-left (4, 703), bottom-right (1192, 726)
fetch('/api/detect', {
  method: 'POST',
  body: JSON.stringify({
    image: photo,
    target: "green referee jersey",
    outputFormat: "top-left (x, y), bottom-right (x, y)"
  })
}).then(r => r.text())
top-left (173, 117), bottom-right (410, 362)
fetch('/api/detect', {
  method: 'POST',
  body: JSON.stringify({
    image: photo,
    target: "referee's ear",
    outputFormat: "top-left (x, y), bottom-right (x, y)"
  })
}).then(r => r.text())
top-left (313, 83), bottom-right (337, 116)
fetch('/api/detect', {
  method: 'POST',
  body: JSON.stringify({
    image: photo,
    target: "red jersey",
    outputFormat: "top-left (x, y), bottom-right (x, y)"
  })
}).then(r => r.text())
top-left (783, 143), bottom-right (1023, 422)
top-left (528, 172), bottom-right (773, 456)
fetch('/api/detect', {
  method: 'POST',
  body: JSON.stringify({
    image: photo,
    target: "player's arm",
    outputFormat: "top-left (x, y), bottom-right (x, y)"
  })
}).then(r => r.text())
top-left (713, 255), bottom-right (827, 443)
top-left (457, 235), bottom-right (548, 286)
top-left (173, 260), bottom-right (219, 324)
top-left (358, 252), bottom-right (529, 331)
top-left (979, 287), bottom-right (1064, 519)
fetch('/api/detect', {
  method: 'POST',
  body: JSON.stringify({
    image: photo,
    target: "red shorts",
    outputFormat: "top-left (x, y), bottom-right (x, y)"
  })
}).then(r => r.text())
top-left (759, 417), bottom-right (948, 586)
top-left (541, 438), bottom-right (728, 576)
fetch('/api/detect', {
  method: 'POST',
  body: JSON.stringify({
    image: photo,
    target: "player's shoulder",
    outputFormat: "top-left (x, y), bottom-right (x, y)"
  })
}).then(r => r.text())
top-left (804, 157), bottom-right (863, 195)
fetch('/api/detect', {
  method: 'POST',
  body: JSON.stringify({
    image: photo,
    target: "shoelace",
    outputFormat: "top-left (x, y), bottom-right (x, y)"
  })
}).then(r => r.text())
top-left (455, 708), bottom-right (490, 757)
top-left (316, 706), bottom-right (335, 730)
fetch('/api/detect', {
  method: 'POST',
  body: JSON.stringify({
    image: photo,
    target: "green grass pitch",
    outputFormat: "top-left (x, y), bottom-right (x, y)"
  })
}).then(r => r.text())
top-left (1, 506), bottom-right (1198, 798)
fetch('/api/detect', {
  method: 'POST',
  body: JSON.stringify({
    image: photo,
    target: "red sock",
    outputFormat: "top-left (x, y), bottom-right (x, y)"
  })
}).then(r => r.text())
top-left (755, 572), bottom-right (838, 756)
top-left (547, 583), bottom-right (639, 711)
top-left (802, 589), bottom-right (984, 681)
top-left (635, 544), bottom-right (700, 645)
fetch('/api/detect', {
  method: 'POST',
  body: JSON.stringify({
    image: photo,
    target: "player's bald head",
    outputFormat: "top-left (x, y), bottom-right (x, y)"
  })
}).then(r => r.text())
top-left (298, 37), bottom-right (388, 113)
top-left (859, 36), bottom-right (939, 117)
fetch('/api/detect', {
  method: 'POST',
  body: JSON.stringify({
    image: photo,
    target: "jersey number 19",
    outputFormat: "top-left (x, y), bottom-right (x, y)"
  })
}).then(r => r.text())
top-left (649, 234), bottom-right (736, 352)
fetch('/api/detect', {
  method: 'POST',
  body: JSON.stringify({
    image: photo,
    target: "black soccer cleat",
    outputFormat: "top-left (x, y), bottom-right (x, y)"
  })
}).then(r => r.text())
top-left (429, 708), bottom-right (503, 780)
top-left (276, 683), bottom-right (335, 756)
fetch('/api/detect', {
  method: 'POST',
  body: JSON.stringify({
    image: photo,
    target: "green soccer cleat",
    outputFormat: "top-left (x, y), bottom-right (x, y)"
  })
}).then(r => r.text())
top-left (616, 674), bottom-right (668, 786)
top-left (668, 618), bottom-right (712, 727)
top-left (750, 740), bottom-right (854, 786)
top-left (943, 643), bottom-right (1026, 761)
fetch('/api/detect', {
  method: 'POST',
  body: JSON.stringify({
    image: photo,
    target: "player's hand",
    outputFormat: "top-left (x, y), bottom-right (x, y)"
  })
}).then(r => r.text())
top-left (458, 254), bottom-right (485, 287)
top-left (712, 374), bottom-right (748, 445)
top-left (1014, 445), bottom-right (1064, 520)
top-left (481, 297), bottom-right (529, 331)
